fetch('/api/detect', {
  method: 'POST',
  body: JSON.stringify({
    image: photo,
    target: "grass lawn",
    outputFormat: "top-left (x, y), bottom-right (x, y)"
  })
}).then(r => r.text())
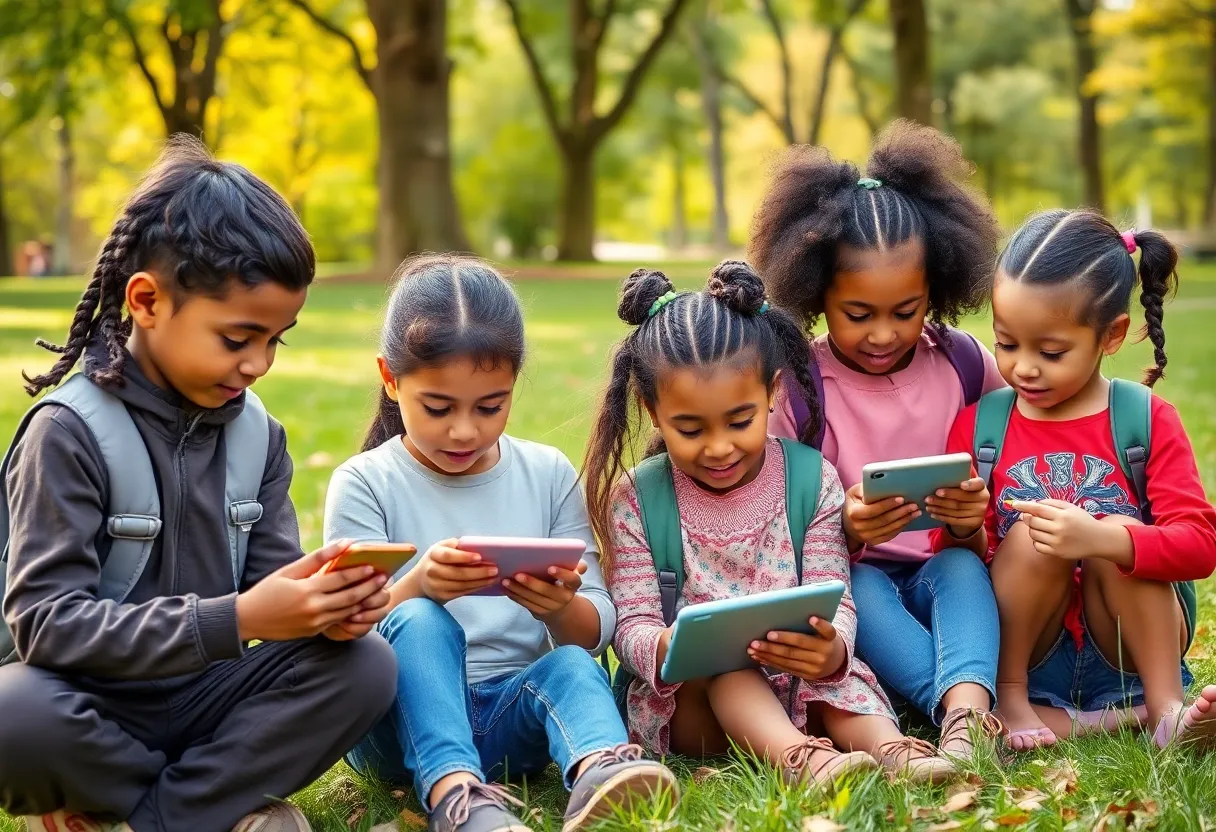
top-left (1, 263), bottom-right (1215, 831)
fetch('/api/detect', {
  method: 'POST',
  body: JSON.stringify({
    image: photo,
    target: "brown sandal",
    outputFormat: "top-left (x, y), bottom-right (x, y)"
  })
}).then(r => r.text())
top-left (876, 736), bottom-right (958, 785)
top-left (939, 708), bottom-right (1005, 764)
top-left (780, 737), bottom-right (879, 790)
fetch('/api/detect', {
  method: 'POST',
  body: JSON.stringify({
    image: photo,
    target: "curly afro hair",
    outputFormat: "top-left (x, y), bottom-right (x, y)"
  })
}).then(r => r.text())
top-left (748, 119), bottom-right (1000, 333)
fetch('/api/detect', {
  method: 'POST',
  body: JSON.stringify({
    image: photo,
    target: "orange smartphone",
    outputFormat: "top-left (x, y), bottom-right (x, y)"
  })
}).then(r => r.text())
top-left (318, 542), bottom-right (417, 577)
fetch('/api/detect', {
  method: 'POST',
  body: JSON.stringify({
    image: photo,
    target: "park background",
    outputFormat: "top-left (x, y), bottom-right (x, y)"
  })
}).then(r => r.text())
top-left (2, 0), bottom-right (1216, 829)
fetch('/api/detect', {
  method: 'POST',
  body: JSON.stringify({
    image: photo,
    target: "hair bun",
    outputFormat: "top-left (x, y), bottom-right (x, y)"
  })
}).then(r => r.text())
top-left (618, 268), bottom-right (675, 326)
top-left (707, 260), bottom-right (765, 314)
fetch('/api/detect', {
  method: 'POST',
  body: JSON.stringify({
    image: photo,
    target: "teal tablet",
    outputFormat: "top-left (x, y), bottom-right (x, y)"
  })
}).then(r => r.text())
top-left (659, 580), bottom-right (846, 685)
top-left (860, 452), bottom-right (974, 532)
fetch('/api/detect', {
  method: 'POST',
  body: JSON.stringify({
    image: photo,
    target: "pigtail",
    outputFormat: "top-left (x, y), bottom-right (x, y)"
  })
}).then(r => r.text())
top-left (361, 388), bottom-right (402, 452)
top-left (584, 345), bottom-right (639, 578)
top-left (865, 120), bottom-right (1000, 325)
top-left (1131, 230), bottom-right (1180, 387)
top-left (22, 214), bottom-right (139, 395)
top-left (748, 146), bottom-right (858, 328)
top-left (768, 310), bottom-right (821, 446)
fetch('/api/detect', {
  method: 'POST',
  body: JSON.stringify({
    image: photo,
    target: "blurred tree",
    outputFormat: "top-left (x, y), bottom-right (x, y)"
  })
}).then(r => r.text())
top-left (1063, 0), bottom-right (1104, 211)
top-left (103, 0), bottom-right (231, 140)
top-left (705, 0), bottom-right (867, 146)
top-left (287, 0), bottom-right (471, 267)
top-left (889, 0), bottom-right (930, 123)
top-left (689, 4), bottom-right (730, 249)
top-left (501, 0), bottom-right (691, 261)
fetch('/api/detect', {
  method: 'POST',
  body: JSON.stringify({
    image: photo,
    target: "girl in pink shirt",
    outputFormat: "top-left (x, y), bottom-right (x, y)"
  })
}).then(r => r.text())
top-left (584, 262), bottom-right (959, 788)
top-left (750, 120), bottom-right (1006, 762)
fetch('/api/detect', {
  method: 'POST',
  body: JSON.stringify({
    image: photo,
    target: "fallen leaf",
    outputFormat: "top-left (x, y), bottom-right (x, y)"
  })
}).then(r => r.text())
top-left (369, 824), bottom-right (399, 832)
top-left (942, 790), bottom-right (978, 813)
top-left (1045, 759), bottom-right (1080, 795)
top-left (1062, 807), bottom-right (1079, 822)
top-left (982, 821), bottom-right (998, 831)
top-left (389, 790), bottom-right (406, 800)
top-left (397, 808), bottom-right (426, 829)
top-left (1007, 787), bottom-right (1049, 812)
top-left (928, 823), bottom-right (964, 831)
top-left (947, 780), bottom-right (979, 797)
top-left (692, 765), bottom-right (721, 784)
top-left (527, 808), bottom-right (544, 824)
top-left (997, 810), bottom-right (1031, 826)
top-left (802, 817), bottom-right (845, 832)
top-left (346, 806), bottom-right (366, 827)
top-left (912, 806), bottom-right (939, 820)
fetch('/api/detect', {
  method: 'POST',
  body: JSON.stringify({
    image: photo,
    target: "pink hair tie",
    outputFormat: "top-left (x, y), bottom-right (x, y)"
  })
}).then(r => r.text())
top-left (1121, 230), bottom-right (1137, 254)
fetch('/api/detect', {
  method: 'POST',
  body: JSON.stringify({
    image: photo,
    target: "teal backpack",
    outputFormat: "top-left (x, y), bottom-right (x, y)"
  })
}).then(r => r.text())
top-left (972, 378), bottom-right (1196, 644)
top-left (0, 373), bottom-right (271, 666)
top-left (606, 438), bottom-right (824, 718)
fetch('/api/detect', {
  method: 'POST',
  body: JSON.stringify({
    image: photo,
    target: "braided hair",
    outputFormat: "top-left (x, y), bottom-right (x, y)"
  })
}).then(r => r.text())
top-left (997, 209), bottom-right (1179, 387)
top-left (22, 135), bottom-right (315, 396)
top-left (749, 119), bottom-right (999, 334)
top-left (583, 260), bottom-right (818, 573)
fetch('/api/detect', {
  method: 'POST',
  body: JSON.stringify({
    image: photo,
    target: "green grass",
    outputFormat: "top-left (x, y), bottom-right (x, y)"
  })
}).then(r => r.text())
top-left (1, 265), bottom-right (1215, 831)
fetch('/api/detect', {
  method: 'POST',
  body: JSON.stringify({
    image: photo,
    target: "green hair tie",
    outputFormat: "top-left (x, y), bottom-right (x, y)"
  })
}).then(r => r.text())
top-left (759, 301), bottom-right (770, 314)
top-left (858, 177), bottom-right (882, 190)
top-left (647, 290), bottom-right (679, 318)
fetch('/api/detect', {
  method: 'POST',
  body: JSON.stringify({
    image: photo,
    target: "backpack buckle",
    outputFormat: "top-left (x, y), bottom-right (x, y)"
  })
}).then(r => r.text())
top-left (228, 500), bottom-right (263, 533)
top-left (976, 446), bottom-right (997, 464)
top-left (1126, 446), bottom-right (1147, 465)
top-left (107, 514), bottom-right (163, 541)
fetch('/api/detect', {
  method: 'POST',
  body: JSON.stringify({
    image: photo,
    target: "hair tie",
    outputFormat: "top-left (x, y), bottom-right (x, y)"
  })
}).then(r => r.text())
top-left (647, 290), bottom-right (679, 318)
top-left (759, 301), bottom-right (770, 314)
top-left (857, 177), bottom-right (882, 190)
top-left (1121, 230), bottom-right (1137, 254)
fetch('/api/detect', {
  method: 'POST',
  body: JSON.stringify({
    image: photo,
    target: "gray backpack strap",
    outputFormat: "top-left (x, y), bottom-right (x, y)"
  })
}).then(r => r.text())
top-left (43, 376), bottom-right (163, 603)
top-left (223, 389), bottom-right (270, 588)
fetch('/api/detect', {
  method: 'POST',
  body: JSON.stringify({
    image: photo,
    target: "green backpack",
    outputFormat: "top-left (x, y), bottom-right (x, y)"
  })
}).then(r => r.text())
top-left (606, 438), bottom-right (824, 718)
top-left (972, 378), bottom-right (1196, 647)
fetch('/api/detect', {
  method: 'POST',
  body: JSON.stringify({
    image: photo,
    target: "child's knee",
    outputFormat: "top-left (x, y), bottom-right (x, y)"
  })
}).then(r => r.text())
top-left (532, 644), bottom-right (601, 681)
top-left (849, 562), bottom-right (890, 599)
top-left (328, 632), bottom-right (399, 716)
top-left (0, 666), bottom-right (74, 785)
top-left (930, 547), bottom-right (992, 585)
top-left (382, 596), bottom-right (464, 649)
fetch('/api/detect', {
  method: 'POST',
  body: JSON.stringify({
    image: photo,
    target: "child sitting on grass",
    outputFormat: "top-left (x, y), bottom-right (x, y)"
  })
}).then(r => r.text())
top-left (0, 137), bottom-right (396, 832)
top-left (936, 210), bottom-right (1216, 752)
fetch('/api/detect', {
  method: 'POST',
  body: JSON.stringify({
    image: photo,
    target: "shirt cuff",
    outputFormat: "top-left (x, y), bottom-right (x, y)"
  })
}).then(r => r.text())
top-left (195, 593), bottom-right (243, 663)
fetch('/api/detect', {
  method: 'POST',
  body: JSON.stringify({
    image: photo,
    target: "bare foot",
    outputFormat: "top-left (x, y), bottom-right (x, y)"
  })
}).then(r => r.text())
top-left (995, 682), bottom-right (1057, 752)
top-left (1153, 686), bottom-right (1216, 751)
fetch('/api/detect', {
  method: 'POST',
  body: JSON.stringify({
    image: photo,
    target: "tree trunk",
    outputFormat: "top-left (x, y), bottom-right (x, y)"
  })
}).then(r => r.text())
top-left (809, 31), bottom-right (844, 146)
top-left (558, 141), bottom-right (596, 261)
top-left (0, 148), bottom-right (10, 277)
top-left (54, 97), bottom-right (73, 276)
top-left (692, 21), bottom-right (729, 250)
top-left (889, 0), bottom-right (931, 124)
top-left (670, 139), bottom-right (687, 251)
top-left (1065, 0), bottom-right (1104, 212)
top-left (1207, 19), bottom-right (1216, 228)
top-left (367, 0), bottom-right (471, 268)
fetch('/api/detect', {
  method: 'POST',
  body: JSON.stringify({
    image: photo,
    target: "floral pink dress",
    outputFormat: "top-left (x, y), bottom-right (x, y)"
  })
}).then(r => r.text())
top-left (608, 438), bottom-right (894, 754)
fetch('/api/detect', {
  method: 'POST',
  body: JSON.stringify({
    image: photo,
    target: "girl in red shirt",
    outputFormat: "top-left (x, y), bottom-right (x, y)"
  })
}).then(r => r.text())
top-left (936, 210), bottom-right (1216, 752)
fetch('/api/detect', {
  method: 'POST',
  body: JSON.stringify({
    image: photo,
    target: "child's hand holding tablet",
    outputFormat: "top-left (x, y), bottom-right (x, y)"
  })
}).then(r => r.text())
top-left (845, 452), bottom-right (987, 545)
top-left (747, 616), bottom-right (846, 682)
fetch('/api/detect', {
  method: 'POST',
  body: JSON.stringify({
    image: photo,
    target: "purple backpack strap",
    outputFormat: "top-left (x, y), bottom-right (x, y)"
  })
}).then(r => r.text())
top-left (786, 359), bottom-right (826, 449)
top-left (942, 326), bottom-right (986, 406)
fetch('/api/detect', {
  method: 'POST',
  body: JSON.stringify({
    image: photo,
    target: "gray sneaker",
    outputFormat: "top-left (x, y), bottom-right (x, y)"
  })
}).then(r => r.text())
top-left (561, 744), bottom-right (679, 832)
top-left (231, 803), bottom-right (312, 831)
top-left (429, 782), bottom-right (532, 832)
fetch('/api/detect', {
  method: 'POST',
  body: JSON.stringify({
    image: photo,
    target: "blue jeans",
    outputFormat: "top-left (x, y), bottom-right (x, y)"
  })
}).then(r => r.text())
top-left (850, 548), bottom-right (999, 724)
top-left (1027, 620), bottom-right (1194, 712)
top-left (346, 598), bottom-right (627, 806)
